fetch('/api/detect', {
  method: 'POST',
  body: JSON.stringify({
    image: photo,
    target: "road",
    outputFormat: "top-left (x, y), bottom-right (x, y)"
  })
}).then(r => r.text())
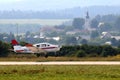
top-left (0, 61), bottom-right (120, 65)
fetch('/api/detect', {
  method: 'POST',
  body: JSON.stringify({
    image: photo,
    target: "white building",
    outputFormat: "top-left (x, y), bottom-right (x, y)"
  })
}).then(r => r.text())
top-left (101, 32), bottom-right (112, 39)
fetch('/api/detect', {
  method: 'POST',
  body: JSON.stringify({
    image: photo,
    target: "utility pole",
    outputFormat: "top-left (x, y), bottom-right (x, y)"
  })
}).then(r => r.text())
top-left (16, 24), bottom-right (18, 41)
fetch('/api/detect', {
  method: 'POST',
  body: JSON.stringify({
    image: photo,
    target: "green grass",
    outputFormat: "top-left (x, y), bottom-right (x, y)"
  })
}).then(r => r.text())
top-left (1, 53), bottom-right (120, 61)
top-left (0, 65), bottom-right (120, 80)
top-left (1, 55), bottom-right (120, 61)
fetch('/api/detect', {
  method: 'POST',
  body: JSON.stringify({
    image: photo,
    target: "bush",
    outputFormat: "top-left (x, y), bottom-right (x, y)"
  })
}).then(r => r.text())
top-left (0, 41), bottom-right (10, 57)
top-left (75, 50), bottom-right (86, 57)
top-left (101, 45), bottom-right (118, 57)
top-left (88, 53), bottom-right (99, 57)
top-left (59, 45), bottom-right (119, 57)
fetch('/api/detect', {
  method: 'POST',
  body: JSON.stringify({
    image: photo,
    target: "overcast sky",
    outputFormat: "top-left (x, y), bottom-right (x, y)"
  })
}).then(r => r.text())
top-left (0, 0), bottom-right (120, 11)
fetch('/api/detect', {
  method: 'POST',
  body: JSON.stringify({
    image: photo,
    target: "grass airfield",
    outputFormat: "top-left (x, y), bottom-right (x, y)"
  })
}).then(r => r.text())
top-left (0, 65), bottom-right (120, 80)
top-left (0, 55), bottom-right (120, 80)
top-left (1, 56), bottom-right (120, 61)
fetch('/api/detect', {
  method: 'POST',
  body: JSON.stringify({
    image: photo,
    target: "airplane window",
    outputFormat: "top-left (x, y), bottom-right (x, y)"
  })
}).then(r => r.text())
top-left (41, 44), bottom-right (46, 47)
top-left (36, 45), bottom-right (40, 47)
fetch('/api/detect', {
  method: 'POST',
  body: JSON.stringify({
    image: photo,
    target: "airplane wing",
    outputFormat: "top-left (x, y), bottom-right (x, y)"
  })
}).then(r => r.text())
top-left (25, 43), bottom-right (46, 53)
top-left (27, 46), bottom-right (46, 53)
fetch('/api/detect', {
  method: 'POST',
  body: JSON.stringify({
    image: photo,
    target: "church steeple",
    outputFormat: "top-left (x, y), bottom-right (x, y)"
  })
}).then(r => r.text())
top-left (86, 11), bottom-right (89, 19)
top-left (84, 11), bottom-right (91, 30)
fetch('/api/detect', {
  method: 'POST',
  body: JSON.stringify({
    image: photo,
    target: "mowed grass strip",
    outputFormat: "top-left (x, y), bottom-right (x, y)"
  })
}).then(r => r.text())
top-left (1, 56), bottom-right (120, 61)
top-left (0, 65), bottom-right (120, 80)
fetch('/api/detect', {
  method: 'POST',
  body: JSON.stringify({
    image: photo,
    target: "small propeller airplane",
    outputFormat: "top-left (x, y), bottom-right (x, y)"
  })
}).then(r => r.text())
top-left (11, 39), bottom-right (61, 58)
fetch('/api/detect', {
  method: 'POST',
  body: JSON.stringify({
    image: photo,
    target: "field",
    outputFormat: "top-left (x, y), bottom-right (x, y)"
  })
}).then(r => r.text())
top-left (0, 65), bottom-right (120, 80)
top-left (0, 19), bottom-right (70, 26)
top-left (1, 56), bottom-right (120, 62)
top-left (1, 53), bottom-right (120, 61)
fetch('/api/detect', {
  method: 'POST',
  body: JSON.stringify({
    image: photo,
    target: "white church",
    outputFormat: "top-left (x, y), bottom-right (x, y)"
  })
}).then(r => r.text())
top-left (84, 11), bottom-right (96, 31)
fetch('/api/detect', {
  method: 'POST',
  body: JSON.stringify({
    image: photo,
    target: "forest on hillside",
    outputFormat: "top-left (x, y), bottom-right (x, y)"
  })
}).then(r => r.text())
top-left (0, 6), bottom-right (120, 19)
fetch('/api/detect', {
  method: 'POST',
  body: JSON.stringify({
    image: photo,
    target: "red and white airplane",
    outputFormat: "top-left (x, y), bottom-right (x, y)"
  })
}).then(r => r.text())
top-left (11, 39), bottom-right (61, 57)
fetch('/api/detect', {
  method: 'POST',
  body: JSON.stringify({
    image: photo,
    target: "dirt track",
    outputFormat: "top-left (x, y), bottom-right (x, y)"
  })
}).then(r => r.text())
top-left (0, 61), bottom-right (120, 65)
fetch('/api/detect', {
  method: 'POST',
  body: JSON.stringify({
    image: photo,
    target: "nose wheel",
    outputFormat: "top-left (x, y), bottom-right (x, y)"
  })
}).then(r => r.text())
top-left (36, 54), bottom-right (40, 57)
top-left (36, 53), bottom-right (48, 58)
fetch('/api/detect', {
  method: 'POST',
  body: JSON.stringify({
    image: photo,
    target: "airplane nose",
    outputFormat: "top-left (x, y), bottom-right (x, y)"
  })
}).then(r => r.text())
top-left (58, 45), bottom-right (61, 48)
top-left (58, 45), bottom-right (62, 50)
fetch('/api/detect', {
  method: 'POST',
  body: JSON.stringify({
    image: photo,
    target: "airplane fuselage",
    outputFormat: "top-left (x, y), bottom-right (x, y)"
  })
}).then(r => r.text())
top-left (13, 45), bottom-right (33, 53)
top-left (33, 43), bottom-right (60, 52)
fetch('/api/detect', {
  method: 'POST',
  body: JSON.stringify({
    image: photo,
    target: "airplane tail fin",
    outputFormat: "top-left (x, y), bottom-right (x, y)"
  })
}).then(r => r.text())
top-left (11, 39), bottom-right (23, 53)
top-left (11, 39), bottom-right (19, 46)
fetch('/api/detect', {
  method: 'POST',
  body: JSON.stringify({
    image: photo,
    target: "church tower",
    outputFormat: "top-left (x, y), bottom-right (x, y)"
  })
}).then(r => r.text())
top-left (84, 11), bottom-right (91, 30)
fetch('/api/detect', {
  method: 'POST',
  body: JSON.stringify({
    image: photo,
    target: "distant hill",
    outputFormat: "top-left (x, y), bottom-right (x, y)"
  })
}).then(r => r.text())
top-left (0, 6), bottom-right (120, 19)
top-left (60, 6), bottom-right (120, 18)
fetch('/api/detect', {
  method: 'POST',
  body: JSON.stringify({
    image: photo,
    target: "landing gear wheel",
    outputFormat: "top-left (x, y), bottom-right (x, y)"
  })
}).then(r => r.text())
top-left (45, 54), bottom-right (48, 58)
top-left (36, 54), bottom-right (40, 57)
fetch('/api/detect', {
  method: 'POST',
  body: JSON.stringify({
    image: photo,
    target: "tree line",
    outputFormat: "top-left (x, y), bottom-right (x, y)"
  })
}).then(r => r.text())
top-left (58, 44), bottom-right (120, 57)
top-left (0, 40), bottom-right (120, 57)
top-left (0, 6), bottom-right (120, 19)
top-left (72, 14), bottom-right (120, 32)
